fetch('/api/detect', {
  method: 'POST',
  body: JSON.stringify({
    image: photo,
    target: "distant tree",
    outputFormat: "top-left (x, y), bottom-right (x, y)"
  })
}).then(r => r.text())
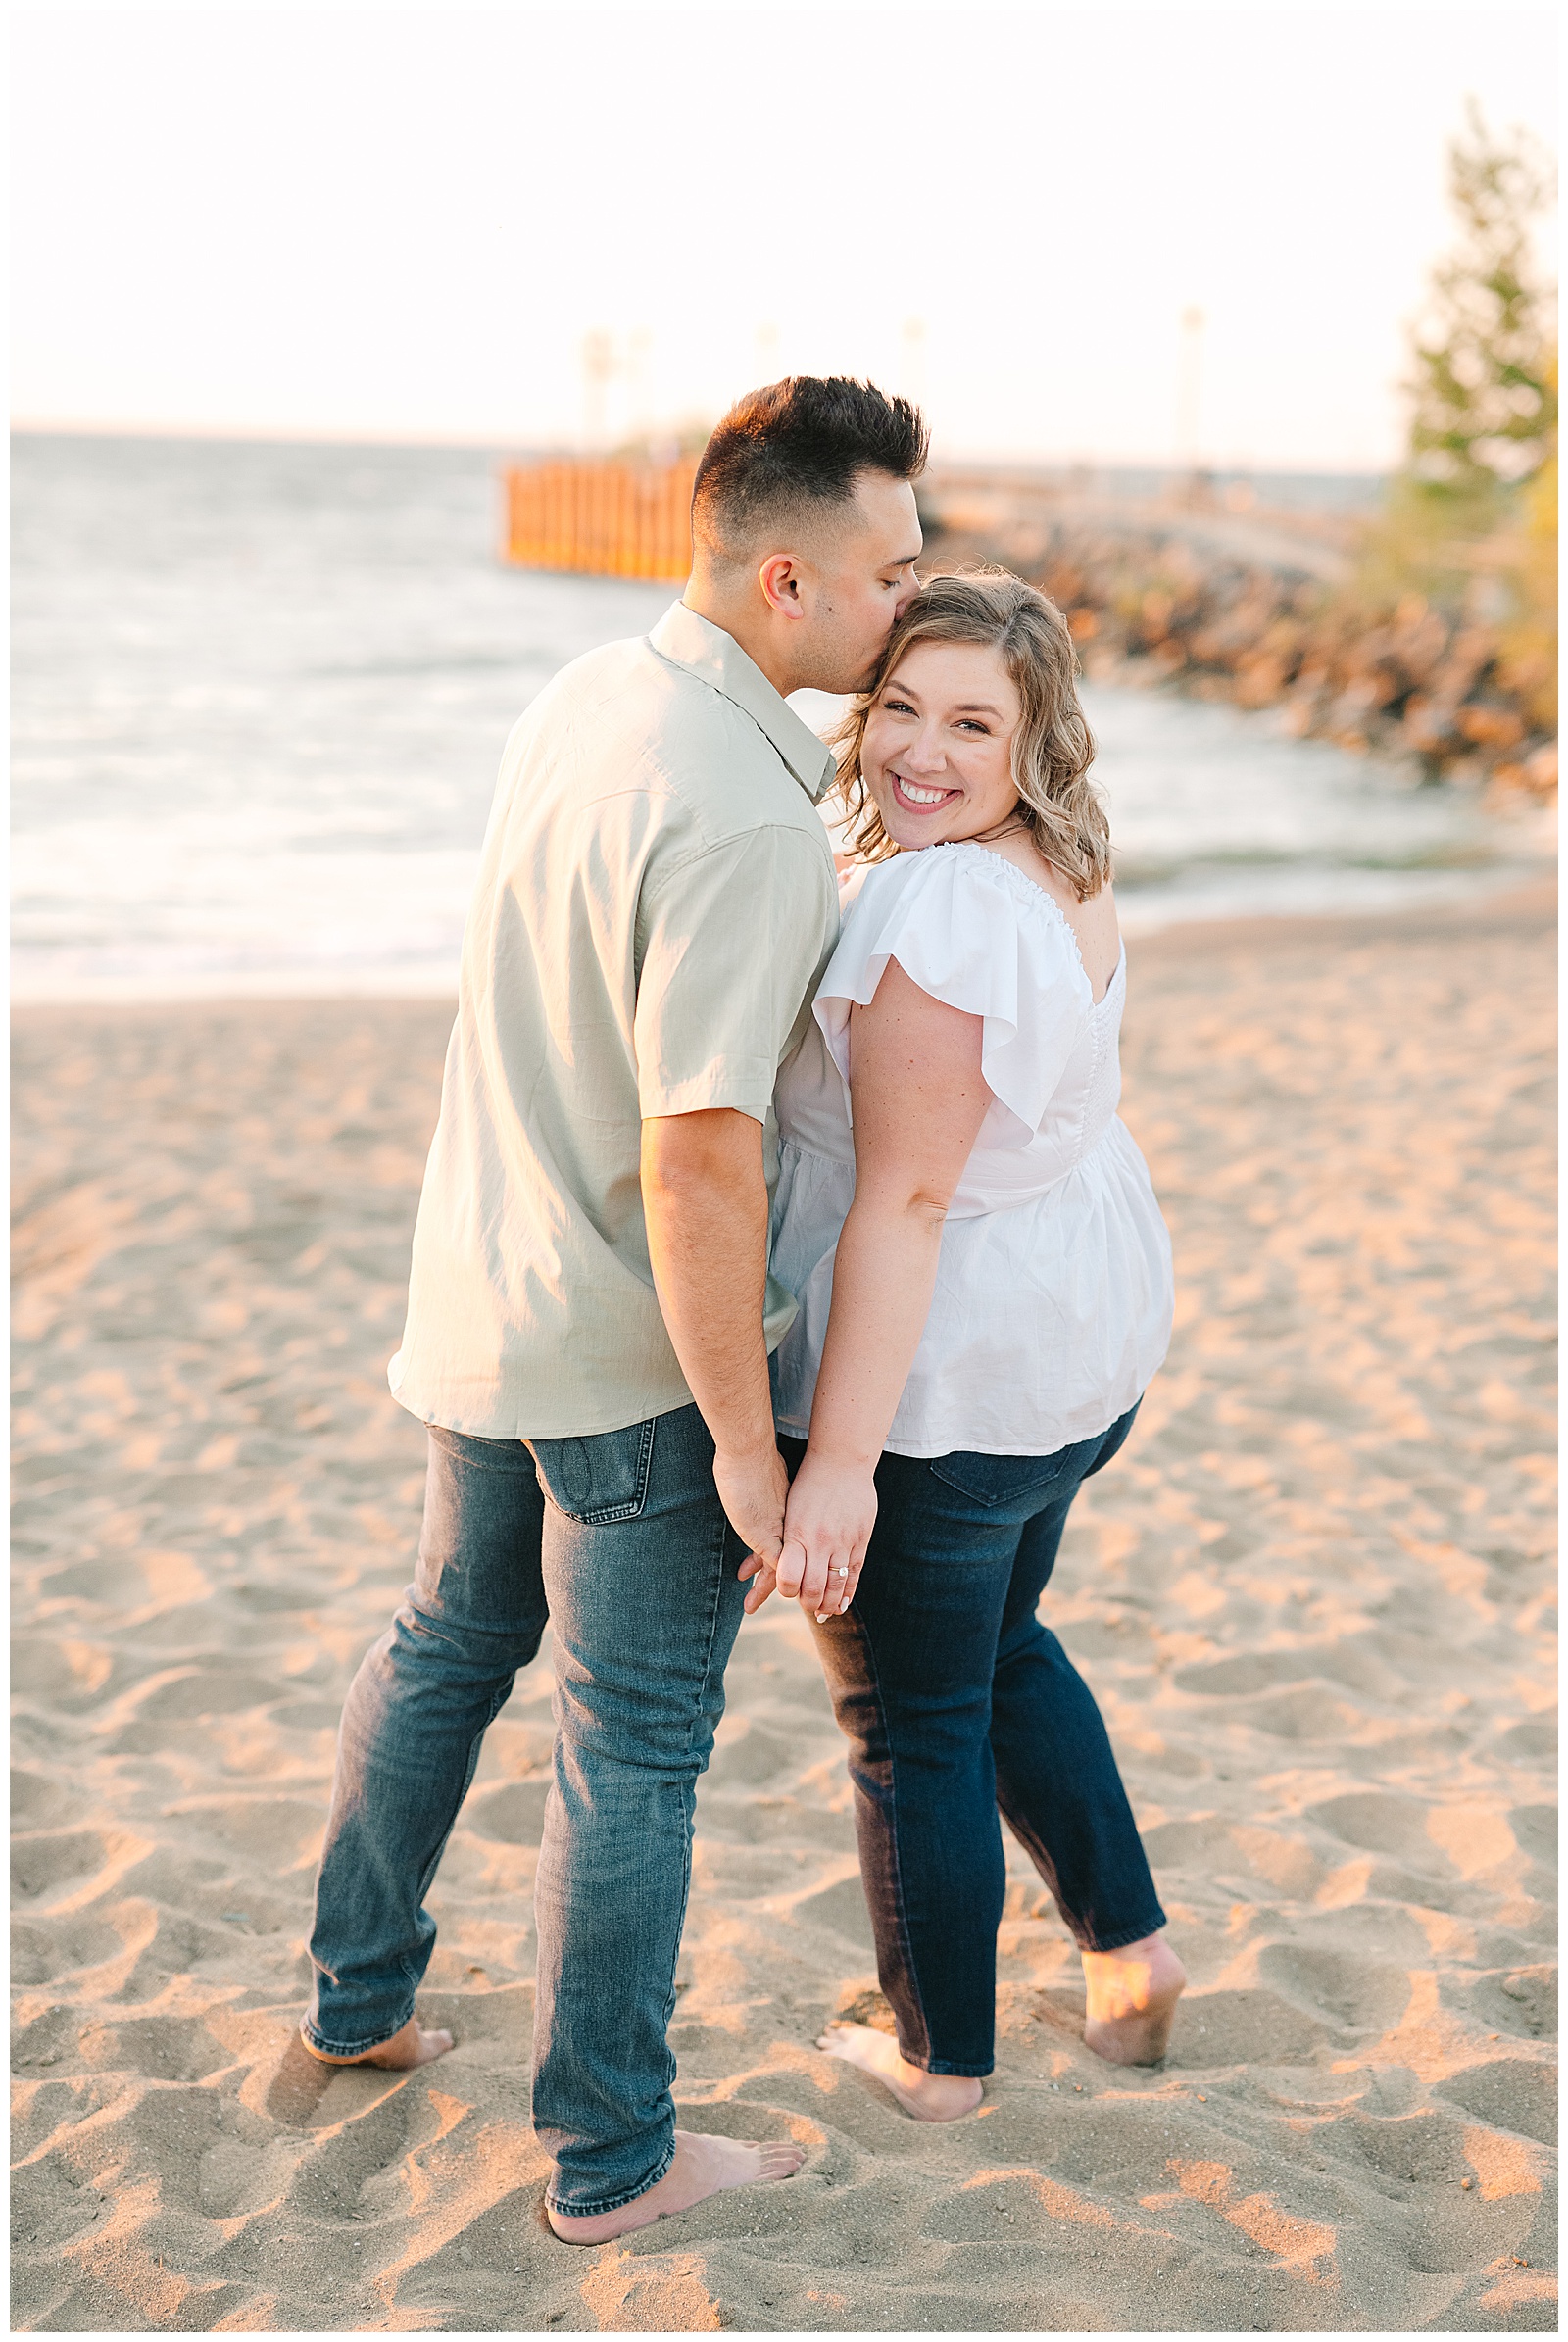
top-left (1494, 352), bottom-right (1558, 733)
top-left (1405, 101), bottom-right (1556, 522)
top-left (1357, 104), bottom-right (1557, 656)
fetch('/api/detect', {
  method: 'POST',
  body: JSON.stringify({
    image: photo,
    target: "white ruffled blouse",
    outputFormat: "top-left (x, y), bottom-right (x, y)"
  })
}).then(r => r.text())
top-left (770, 840), bottom-right (1174, 1458)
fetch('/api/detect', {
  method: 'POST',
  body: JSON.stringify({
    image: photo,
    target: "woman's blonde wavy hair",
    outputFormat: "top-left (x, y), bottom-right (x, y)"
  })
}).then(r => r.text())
top-left (833, 568), bottom-right (1110, 900)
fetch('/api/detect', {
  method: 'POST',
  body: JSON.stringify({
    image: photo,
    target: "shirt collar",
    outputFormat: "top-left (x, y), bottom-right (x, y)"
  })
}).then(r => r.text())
top-left (649, 601), bottom-right (839, 804)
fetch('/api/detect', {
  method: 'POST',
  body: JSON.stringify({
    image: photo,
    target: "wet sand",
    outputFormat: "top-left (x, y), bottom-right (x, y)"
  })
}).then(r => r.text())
top-left (11, 886), bottom-right (1556, 2332)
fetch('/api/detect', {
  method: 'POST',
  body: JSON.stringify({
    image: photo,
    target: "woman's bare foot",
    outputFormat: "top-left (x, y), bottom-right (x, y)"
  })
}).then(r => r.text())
top-left (817, 2023), bottom-right (984, 2122)
top-left (300, 2015), bottom-right (454, 2071)
top-left (547, 2128), bottom-right (806, 2245)
top-left (1081, 1933), bottom-right (1186, 2066)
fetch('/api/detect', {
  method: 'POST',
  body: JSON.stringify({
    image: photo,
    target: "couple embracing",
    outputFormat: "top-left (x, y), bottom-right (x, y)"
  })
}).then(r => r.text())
top-left (300, 377), bottom-right (1183, 2241)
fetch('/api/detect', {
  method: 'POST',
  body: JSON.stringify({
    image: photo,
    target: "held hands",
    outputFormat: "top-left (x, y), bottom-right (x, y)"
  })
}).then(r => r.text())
top-left (711, 1441), bottom-right (791, 1591)
top-left (740, 1449), bottom-right (877, 1622)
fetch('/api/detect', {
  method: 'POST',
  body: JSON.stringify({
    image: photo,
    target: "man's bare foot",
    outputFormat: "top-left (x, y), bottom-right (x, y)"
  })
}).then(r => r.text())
top-left (547, 2127), bottom-right (806, 2245)
top-left (300, 2015), bottom-right (455, 2071)
top-left (1081, 1933), bottom-right (1186, 2066)
top-left (817, 2023), bottom-right (983, 2122)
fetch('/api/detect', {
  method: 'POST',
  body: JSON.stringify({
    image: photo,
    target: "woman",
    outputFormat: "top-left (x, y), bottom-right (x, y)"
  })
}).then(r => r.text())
top-left (752, 570), bottom-right (1183, 2121)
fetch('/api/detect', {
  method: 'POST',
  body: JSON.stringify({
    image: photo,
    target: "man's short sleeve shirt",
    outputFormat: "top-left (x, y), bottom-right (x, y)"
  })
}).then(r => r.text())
top-left (388, 603), bottom-right (840, 1439)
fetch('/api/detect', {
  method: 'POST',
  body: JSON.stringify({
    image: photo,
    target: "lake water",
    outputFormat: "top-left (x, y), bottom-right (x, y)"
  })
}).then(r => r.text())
top-left (12, 433), bottom-right (1552, 1000)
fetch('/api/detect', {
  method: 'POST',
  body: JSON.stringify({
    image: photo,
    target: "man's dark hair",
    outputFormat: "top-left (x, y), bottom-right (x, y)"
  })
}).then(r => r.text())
top-left (692, 375), bottom-right (928, 565)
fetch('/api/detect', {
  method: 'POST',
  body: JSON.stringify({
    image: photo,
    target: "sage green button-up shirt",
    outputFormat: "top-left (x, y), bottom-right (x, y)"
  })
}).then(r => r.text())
top-left (389, 602), bottom-right (840, 1439)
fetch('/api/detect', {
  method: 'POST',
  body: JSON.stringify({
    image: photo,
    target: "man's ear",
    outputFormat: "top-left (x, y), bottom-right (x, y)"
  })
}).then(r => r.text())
top-left (758, 553), bottom-right (806, 619)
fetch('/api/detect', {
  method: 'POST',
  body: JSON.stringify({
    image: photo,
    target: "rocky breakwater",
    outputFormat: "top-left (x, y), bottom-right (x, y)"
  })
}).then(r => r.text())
top-left (918, 472), bottom-right (1557, 800)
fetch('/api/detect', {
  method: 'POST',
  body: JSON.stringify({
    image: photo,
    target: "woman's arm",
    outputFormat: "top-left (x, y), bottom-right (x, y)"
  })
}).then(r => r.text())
top-left (747, 957), bottom-right (992, 1616)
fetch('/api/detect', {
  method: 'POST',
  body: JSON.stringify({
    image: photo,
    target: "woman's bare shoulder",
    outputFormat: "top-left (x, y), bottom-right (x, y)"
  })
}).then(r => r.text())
top-left (963, 837), bottom-right (1122, 1000)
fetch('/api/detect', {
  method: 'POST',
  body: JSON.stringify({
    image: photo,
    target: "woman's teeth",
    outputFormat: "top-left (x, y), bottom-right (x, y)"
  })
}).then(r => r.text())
top-left (896, 776), bottom-right (950, 806)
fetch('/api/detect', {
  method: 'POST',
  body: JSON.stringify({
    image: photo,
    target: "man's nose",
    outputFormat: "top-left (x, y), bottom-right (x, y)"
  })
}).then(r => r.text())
top-left (894, 563), bottom-right (922, 618)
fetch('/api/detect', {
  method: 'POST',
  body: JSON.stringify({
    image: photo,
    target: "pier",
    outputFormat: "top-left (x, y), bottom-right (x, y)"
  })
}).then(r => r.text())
top-left (503, 457), bottom-right (697, 581)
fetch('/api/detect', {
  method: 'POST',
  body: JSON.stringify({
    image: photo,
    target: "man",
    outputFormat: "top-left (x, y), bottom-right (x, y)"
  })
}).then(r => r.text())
top-left (301, 377), bottom-right (927, 2243)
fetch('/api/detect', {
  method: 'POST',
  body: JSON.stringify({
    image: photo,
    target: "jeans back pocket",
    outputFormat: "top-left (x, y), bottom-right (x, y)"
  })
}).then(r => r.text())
top-left (527, 1417), bottom-right (658, 1525)
top-left (928, 1450), bottom-right (1079, 1510)
top-left (927, 1407), bottom-right (1140, 1512)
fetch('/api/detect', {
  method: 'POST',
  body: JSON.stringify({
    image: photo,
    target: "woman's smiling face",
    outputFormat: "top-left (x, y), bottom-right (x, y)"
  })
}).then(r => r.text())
top-left (860, 638), bottom-right (1023, 851)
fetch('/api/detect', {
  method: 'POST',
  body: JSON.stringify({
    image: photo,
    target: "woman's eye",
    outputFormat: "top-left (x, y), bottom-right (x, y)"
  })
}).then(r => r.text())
top-left (883, 697), bottom-right (916, 715)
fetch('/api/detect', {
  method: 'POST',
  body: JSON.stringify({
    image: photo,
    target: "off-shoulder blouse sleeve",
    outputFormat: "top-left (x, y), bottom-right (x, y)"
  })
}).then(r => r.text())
top-left (812, 845), bottom-right (1092, 1142)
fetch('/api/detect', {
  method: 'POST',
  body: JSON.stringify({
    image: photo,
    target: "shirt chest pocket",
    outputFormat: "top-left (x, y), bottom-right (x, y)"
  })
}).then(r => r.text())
top-left (527, 1417), bottom-right (658, 1524)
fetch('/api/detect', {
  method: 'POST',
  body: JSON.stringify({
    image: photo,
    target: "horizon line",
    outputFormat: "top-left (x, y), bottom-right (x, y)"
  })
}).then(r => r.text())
top-left (9, 417), bottom-right (1390, 480)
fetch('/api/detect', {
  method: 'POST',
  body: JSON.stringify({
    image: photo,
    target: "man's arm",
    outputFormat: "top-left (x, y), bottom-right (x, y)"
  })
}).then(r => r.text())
top-left (640, 1107), bottom-right (790, 1573)
top-left (632, 821), bottom-right (838, 1601)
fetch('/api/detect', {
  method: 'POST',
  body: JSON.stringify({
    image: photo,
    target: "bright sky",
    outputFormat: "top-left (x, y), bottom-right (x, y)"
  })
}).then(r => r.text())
top-left (11, 5), bottom-right (1558, 468)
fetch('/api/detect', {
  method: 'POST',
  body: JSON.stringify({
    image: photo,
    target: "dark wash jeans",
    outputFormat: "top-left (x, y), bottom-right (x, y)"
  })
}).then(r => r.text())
top-left (783, 1404), bottom-right (1165, 2078)
top-left (303, 1401), bottom-right (748, 2220)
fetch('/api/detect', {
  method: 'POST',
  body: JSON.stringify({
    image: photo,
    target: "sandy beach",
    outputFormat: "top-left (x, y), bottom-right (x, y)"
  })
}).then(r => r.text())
top-left (12, 885), bottom-right (1556, 2334)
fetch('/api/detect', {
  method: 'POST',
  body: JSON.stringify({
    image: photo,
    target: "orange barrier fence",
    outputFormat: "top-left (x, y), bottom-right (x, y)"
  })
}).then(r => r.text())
top-left (503, 459), bottom-right (698, 580)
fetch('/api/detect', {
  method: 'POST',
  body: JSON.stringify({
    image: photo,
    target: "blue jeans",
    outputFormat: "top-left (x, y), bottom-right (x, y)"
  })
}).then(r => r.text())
top-left (784, 1404), bottom-right (1164, 2078)
top-left (303, 1401), bottom-right (748, 2219)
